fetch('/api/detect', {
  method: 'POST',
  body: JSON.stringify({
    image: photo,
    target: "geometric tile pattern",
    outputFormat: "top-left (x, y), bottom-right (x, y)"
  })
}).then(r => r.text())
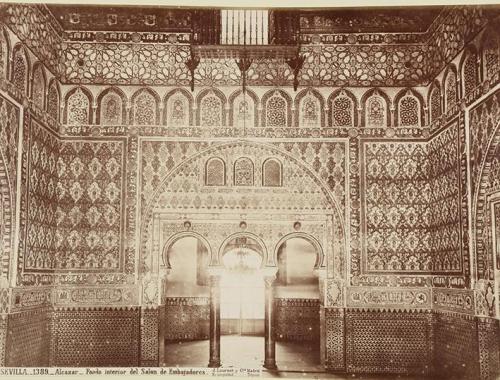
top-left (275, 298), bottom-right (320, 342)
top-left (140, 308), bottom-right (159, 366)
top-left (426, 6), bottom-right (487, 81)
top-left (5, 307), bottom-right (51, 366)
top-left (0, 95), bottom-right (19, 280)
top-left (428, 122), bottom-right (462, 273)
top-left (51, 308), bottom-right (140, 367)
top-left (2, 4), bottom-right (62, 76)
top-left (24, 121), bottom-right (59, 271)
top-left (56, 138), bottom-right (125, 271)
top-left (362, 142), bottom-right (431, 273)
top-left (164, 298), bottom-right (209, 341)
top-left (478, 317), bottom-right (500, 380)
top-left (345, 309), bottom-right (433, 375)
top-left (325, 308), bottom-right (345, 371)
top-left (60, 42), bottom-right (435, 87)
top-left (470, 90), bottom-right (500, 280)
top-left (433, 311), bottom-right (480, 379)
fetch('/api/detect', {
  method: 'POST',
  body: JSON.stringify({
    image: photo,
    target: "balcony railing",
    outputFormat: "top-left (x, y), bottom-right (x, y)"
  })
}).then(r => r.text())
top-left (192, 9), bottom-right (299, 46)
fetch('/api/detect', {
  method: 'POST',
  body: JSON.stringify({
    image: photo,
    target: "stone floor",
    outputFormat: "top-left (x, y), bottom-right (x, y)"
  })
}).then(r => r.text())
top-left (164, 335), bottom-right (430, 379)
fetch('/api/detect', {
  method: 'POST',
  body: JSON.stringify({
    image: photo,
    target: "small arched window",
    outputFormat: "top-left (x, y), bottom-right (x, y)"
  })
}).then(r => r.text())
top-left (47, 81), bottom-right (60, 122)
top-left (366, 92), bottom-right (387, 127)
top-left (12, 47), bottom-right (27, 95)
top-left (200, 94), bottom-right (223, 126)
top-left (462, 49), bottom-right (478, 98)
top-left (234, 157), bottom-right (254, 186)
top-left (444, 69), bottom-right (457, 112)
top-left (262, 158), bottom-right (282, 187)
top-left (332, 92), bottom-right (354, 127)
top-left (67, 88), bottom-right (91, 125)
top-left (430, 86), bottom-right (442, 123)
top-left (167, 93), bottom-right (189, 127)
top-left (31, 64), bottom-right (45, 110)
top-left (266, 93), bottom-right (287, 127)
top-left (205, 157), bottom-right (225, 186)
top-left (300, 95), bottom-right (320, 127)
top-left (100, 92), bottom-right (123, 125)
top-left (133, 90), bottom-right (157, 125)
top-left (397, 92), bottom-right (420, 127)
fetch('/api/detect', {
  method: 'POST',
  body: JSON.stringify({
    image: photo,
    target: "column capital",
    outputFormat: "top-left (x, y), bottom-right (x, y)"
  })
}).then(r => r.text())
top-left (262, 266), bottom-right (278, 278)
top-left (313, 268), bottom-right (327, 279)
top-left (207, 266), bottom-right (224, 277)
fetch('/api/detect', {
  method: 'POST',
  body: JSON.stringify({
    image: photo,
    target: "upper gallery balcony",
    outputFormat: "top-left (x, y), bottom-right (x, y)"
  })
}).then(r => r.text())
top-left (191, 9), bottom-right (300, 60)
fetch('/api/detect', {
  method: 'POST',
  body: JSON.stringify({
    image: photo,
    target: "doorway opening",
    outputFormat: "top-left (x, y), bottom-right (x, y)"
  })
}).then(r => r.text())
top-left (220, 236), bottom-right (265, 367)
top-left (274, 236), bottom-right (322, 371)
top-left (163, 235), bottom-right (210, 367)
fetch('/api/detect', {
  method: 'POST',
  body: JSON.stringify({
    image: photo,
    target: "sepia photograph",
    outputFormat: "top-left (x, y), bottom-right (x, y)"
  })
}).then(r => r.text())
top-left (0, 0), bottom-right (499, 378)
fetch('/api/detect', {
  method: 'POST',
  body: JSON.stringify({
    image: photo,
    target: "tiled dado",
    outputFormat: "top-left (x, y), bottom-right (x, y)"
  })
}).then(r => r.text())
top-left (50, 307), bottom-right (140, 367)
top-left (5, 307), bottom-right (51, 367)
top-left (324, 308), bottom-right (499, 379)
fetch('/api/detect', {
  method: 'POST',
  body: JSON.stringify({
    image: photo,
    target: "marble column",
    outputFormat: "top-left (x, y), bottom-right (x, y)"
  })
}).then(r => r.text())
top-left (263, 274), bottom-right (277, 370)
top-left (208, 275), bottom-right (221, 368)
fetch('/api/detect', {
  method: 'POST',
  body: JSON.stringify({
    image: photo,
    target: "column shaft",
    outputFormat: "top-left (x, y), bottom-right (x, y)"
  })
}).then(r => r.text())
top-left (264, 276), bottom-right (277, 370)
top-left (208, 276), bottom-right (221, 368)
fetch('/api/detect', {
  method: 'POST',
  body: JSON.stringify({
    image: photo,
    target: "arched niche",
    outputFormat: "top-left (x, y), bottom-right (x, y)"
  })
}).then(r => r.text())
top-left (31, 62), bottom-right (46, 110)
top-left (460, 44), bottom-right (480, 99)
top-left (294, 88), bottom-right (325, 128)
top-left (361, 88), bottom-right (391, 127)
top-left (11, 43), bottom-right (29, 96)
top-left (443, 64), bottom-right (458, 113)
top-left (96, 87), bottom-right (127, 125)
top-left (262, 157), bottom-right (282, 187)
top-left (228, 89), bottom-right (259, 128)
top-left (196, 88), bottom-right (227, 127)
top-left (261, 89), bottom-right (292, 128)
top-left (46, 78), bottom-right (61, 123)
top-left (0, 25), bottom-right (11, 80)
top-left (131, 87), bottom-right (161, 125)
top-left (205, 156), bottom-right (226, 186)
top-left (63, 86), bottom-right (93, 125)
top-left (428, 80), bottom-right (443, 124)
top-left (164, 88), bottom-right (194, 127)
top-left (327, 88), bottom-right (358, 128)
top-left (394, 88), bottom-right (424, 127)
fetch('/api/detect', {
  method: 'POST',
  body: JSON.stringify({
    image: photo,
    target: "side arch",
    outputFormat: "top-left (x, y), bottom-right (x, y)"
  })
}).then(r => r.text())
top-left (162, 231), bottom-right (213, 269)
top-left (10, 43), bottom-right (30, 96)
top-left (273, 232), bottom-right (325, 269)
